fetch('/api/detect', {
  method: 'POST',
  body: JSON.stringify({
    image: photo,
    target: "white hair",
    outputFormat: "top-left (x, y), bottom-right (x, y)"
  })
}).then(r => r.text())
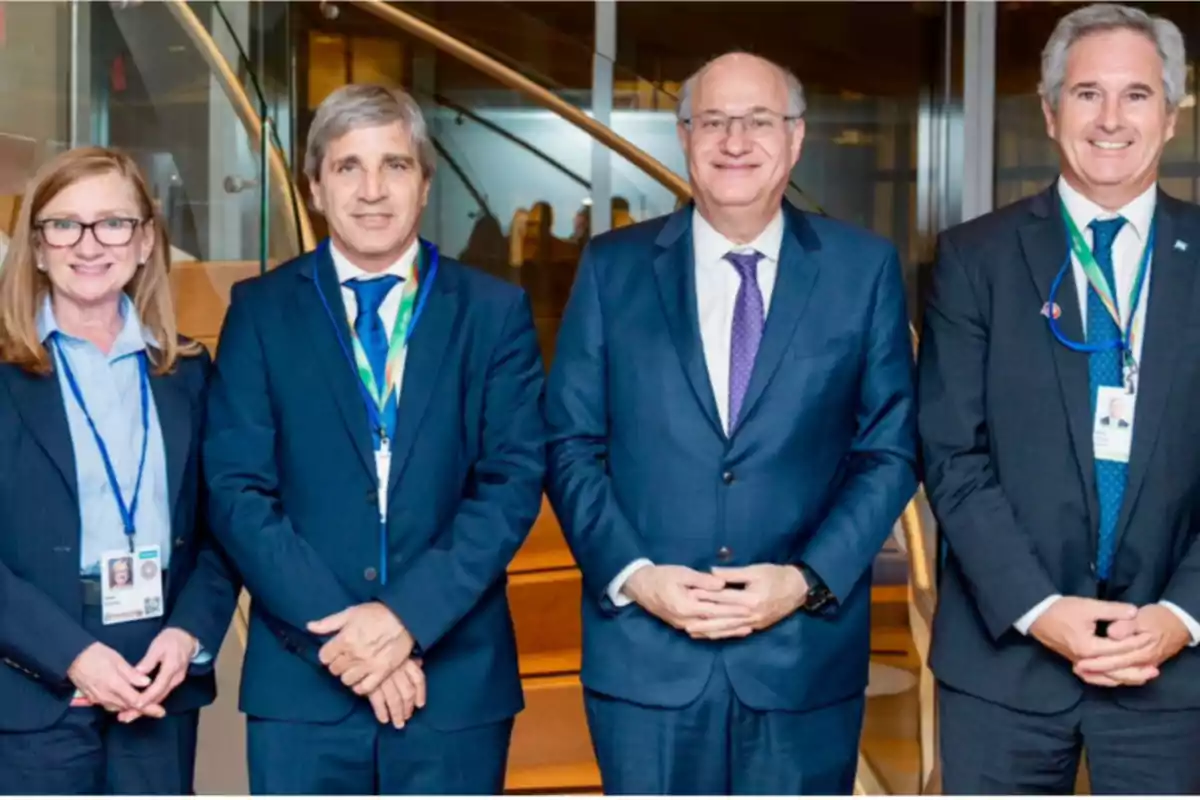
top-left (676, 52), bottom-right (807, 121)
top-left (304, 84), bottom-right (436, 180)
top-left (1039, 3), bottom-right (1187, 111)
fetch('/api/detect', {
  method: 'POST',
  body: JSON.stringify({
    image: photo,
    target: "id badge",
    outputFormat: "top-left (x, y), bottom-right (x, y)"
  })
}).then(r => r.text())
top-left (100, 545), bottom-right (164, 626)
top-left (374, 444), bottom-right (391, 522)
top-left (1093, 385), bottom-right (1136, 464)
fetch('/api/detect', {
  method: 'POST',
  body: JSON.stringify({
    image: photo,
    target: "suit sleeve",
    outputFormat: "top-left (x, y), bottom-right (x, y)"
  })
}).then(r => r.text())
top-left (378, 292), bottom-right (546, 651)
top-left (0, 557), bottom-right (95, 685)
top-left (166, 349), bottom-right (243, 667)
top-left (794, 246), bottom-right (918, 604)
top-left (545, 245), bottom-right (649, 605)
top-left (918, 232), bottom-right (1059, 640)
top-left (1161, 542), bottom-right (1200, 625)
top-left (203, 282), bottom-right (359, 645)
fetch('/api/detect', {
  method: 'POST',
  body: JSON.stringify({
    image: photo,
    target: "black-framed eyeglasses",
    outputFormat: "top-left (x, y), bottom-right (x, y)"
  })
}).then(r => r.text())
top-left (35, 217), bottom-right (146, 248)
top-left (680, 110), bottom-right (802, 138)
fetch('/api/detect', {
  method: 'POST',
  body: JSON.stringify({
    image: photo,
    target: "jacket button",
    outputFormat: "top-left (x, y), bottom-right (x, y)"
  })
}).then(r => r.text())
top-left (717, 546), bottom-right (732, 562)
top-left (364, 567), bottom-right (378, 582)
top-left (367, 490), bottom-right (378, 505)
top-left (175, 537), bottom-right (185, 547)
top-left (722, 470), bottom-right (734, 485)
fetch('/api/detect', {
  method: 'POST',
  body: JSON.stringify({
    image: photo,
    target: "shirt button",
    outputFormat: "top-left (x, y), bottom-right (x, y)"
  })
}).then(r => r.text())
top-left (722, 471), bottom-right (735, 485)
top-left (364, 567), bottom-right (378, 582)
top-left (717, 546), bottom-right (732, 562)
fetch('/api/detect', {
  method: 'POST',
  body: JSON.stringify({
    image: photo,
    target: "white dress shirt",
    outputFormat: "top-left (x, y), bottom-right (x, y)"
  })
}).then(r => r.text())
top-left (329, 238), bottom-right (419, 399)
top-left (1014, 177), bottom-right (1199, 646)
top-left (605, 209), bottom-right (786, 606)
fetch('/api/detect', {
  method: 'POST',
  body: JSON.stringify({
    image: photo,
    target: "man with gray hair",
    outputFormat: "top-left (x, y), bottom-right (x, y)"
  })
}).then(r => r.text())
top-left (920, 3), bottom-right (1200, 792)
top-left (547, 51), bottom-right (916, 793)
top-left (204, 84), bottom-right (545, 793)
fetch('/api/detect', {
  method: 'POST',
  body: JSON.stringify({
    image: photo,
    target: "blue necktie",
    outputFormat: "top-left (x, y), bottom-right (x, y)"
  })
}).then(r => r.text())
top-left (346, 275), bottom-right (401, 395)
top-left (1087, 216), bottom-right (1126, 581)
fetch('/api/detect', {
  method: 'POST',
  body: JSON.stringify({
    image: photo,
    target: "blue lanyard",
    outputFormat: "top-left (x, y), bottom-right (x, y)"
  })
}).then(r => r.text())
top-left (52, 337), bottom-right (150, 553)
top-left (312, 238), bottom-right (440, 586)
top-left (312, 238), bottom-right (440, 445)
top-left (1046, 218), bottom-right (1155, 364)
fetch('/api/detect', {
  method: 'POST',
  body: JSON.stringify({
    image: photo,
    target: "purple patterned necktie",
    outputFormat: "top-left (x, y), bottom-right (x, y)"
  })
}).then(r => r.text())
top-left (726, 249), bottom-right (765, 429)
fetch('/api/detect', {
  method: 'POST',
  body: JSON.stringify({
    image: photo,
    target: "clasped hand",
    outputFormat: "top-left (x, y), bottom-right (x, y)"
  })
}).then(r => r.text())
top-left (67, 627), bottom-right (197, 723)
top-left (308, 602), bottom-right (426, 728)
top-left (623, 563), bottom-right (809, 640)
top-left (1029, 597), bottom-right (1191, 687)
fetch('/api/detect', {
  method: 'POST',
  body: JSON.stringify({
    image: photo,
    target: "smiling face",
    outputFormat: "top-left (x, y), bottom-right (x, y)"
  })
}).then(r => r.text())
top-left (678, 54), bottom-right (804, 233)
top-left (1043, 27), bottom-right (1177, 209)
top-left (35, 171), bottom-right (153, 311)
top-left (310, 122), bottom-right (430, 273)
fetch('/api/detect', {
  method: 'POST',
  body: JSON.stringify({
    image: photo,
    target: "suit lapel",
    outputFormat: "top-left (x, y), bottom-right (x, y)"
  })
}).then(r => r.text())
top-left (148, 366), bottom-right (191, 521)
top-left (0, 365), bottom-right (77, 499)
top-left (294, 246), bottom-right (376, 480)
top-left (652, 208), bottom-right (725, 440)
top-left (1112, 195), bottom-right (1200, 555)
top-left (387, 248), bottom-right (458, 496)
top-left (1018, 187), bottom-right (1100, 536)
top-left (732, 207), bottom-right (819, 432)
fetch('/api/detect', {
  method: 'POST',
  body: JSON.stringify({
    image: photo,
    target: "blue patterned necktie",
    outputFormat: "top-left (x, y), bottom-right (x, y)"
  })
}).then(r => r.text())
top-left (346, 275), bottom-right (401, 393)
top-left (727, 250), bottom-right (765, 431)
top-left (1088, 216), bottom-right (1127, 581)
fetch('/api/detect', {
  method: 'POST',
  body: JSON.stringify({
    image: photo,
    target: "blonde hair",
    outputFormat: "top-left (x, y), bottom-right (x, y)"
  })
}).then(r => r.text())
top-left (0, 146), bottom-right (198, 375)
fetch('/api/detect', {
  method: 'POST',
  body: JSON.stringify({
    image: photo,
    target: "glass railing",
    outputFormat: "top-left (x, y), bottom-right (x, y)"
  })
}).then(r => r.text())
top-left (386, 0), bottom-right (826, 215)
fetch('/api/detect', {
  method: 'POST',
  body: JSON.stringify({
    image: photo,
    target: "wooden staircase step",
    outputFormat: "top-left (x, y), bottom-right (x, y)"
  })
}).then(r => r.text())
top-left (509, 568), bottom-right (582, 666)
top-left (509, 498), bottom-right (574, 573)
top-left (507, 675), bottom-right (599, 794)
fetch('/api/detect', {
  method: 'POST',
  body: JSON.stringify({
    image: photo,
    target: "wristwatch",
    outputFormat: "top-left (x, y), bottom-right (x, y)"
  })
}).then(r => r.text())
top-left (798, 564), bottom-right (834, 614)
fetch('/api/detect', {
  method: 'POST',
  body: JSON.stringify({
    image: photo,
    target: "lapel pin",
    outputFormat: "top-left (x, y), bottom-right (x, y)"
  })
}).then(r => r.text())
top-left (1175, 240), bottom-right (1188, 252)
top-left (1041, 302), bottom-right (1061, 319)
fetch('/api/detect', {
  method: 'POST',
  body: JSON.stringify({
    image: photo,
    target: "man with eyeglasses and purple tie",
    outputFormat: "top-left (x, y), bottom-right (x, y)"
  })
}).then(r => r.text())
top-left (546, 51), bottom-right (917, 795)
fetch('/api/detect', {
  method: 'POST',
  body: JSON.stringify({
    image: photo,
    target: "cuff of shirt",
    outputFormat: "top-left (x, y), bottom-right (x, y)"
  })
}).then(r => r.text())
top-left (607, 559), bottom-right (654, 608)
top-left (191, 642), bottom-right (213, 666)
top-left (1158, 601), bottom-right (1200, 647)
top-left (1014, 594), bottom-right (1062, 635)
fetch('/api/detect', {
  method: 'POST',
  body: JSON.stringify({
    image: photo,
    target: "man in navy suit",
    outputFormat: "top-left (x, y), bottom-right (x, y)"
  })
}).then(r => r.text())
top-left (920, 4), bottom-right (1200, 793)
top-left (204, 84), bottom-right (545, 794)
top-left (546, 52), bottom-right (917, 795)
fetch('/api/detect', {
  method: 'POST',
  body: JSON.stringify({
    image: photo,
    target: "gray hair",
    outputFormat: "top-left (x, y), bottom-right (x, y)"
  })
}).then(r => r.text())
top-left (304, 84), bottom-right (437, 180)
top-left (1040, 3), bottom-right (1187, 111)
top-left (676, 52), bottom-right (807, 121)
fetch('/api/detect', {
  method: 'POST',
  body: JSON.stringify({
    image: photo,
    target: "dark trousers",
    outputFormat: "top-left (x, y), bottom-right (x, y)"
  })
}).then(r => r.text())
top-left (940, 681), bottom-right (1200, 794)
top-left (247, 704), bottom-right (513, 795)
top-left (0, 708), bottom-right (199, 795)
top-left (584, 660), bottom-right (864, 795)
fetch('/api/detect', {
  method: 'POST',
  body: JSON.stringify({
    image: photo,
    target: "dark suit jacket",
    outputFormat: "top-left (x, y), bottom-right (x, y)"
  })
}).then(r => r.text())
top-left (919, 184), bottom-right (1200, 713)
top-left (546, 202), bottom-right (918, 711)
top-left (0, 345), bottom-right (239, 732)
top-left (203, 241), bottom-right (545, 731)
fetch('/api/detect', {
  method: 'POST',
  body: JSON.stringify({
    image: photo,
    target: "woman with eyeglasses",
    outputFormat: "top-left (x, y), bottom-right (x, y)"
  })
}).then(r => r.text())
top-left (0, 147), bottom-right (239, 794)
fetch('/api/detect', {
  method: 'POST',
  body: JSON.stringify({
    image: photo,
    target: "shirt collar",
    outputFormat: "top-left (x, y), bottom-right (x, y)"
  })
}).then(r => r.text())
top-left (36, 292), bottom-right (158, 359)
top-left (692, 207), bottom-right (785, 263)
top-left (330, 238), bottom-right (419, 284)
top-left (1057, 175), bottom-right (1157, 241)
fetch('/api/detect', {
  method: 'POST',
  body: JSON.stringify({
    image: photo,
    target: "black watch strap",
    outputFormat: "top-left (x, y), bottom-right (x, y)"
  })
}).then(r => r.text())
top-left (798, 564), bottom-right (834, 613)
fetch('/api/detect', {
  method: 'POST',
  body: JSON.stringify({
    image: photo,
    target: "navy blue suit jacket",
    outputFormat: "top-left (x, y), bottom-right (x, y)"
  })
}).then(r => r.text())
top-left (0, 346), bottom-right (239, 732)
top-left (546, 203), bottom-right (917, 711)
top-left (203, 242), bottom-right (545, 731)
top-left (920, 185), bottom-right (1200, 713)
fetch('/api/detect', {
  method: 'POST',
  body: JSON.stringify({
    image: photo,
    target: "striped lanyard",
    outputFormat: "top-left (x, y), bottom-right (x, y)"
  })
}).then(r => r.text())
top-left (347, 245), bottom-right (422, 417)
top-left (1060, 202), bottom-right (1153, 370)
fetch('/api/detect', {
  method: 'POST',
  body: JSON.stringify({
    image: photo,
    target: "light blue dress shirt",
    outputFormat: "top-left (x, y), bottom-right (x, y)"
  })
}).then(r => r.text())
top-left (36, 294), bottom-right (171, 577)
